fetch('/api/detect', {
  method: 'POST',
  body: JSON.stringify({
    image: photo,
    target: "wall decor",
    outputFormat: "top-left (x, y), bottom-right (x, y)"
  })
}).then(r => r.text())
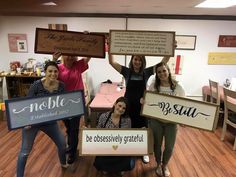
top-left (218, 35), bottom-right (236, 47)
top-left (168, 55), bottom-right (184, 75)
top-left (48, 24), bottom-right (68, 31)
top-left (175, 35), bottom-right (196, 50)
top-left (208, 52), bottom-right (236, 65)
top-left (8, 34), bottom-right (28, 53)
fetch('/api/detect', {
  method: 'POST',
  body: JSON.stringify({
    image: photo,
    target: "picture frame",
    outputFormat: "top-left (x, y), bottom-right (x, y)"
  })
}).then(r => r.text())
top-left (175, 35), bottom-right (196, 50)
top-left (218, 35), bottom-right (236, 47)
top-left (141, 91), bottom-right (218, 131)
top-left (8, 34), bottom-right (28, 53)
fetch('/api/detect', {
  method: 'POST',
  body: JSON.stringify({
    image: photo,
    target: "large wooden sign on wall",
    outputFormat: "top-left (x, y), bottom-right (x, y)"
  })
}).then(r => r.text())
top-left (35, 28), bottom-right (105, 58)
top-left (80, 128), bottom-right (153, 156)
top-left (109, 30), bottom-right (175, 56)
top-left (5, 91), bottom-right (85, 130)
top-left (141, 91), bottom-right (218, 131)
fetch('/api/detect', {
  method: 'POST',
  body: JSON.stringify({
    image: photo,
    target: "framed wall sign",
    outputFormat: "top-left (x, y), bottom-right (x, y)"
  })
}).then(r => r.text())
top-left (90, 32), bottom-right (109, 52)
top-left (8, 34), bottom-right (28, 53)
top-left (218, 35), bottom-right (236, 47)
top-left (141, 91), bottom-right (218, 131)
top-left (109, 30), bottom-right (175, 56)
top-left (5, 90), bottom-right (85, 130)
top-left (35, 28), bottom-right (105, 58)
top-left (79, 128), bottom-right (153, 156)
top-left (175, 35), bottom-right (196, 50)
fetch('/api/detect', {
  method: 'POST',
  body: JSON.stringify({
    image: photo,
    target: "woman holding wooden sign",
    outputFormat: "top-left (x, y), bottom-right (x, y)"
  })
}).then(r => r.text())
top-left (94, 96), bottom-right (135, 177)
top-left (53, 52), bottom-right (91, 164)
top-left (17, 61), bottom-right (67, 177)
top-left (148, 62), bottom-right (185, 177)
top-left (108, 53), bottom-right (169, 163)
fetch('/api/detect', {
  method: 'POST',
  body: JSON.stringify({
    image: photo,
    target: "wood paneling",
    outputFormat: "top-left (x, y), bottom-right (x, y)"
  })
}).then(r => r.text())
top-left (0, 121), bottom-right (235, 177)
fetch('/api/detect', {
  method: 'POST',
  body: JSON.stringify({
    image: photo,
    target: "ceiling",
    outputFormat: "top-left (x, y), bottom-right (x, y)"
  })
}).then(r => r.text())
top-left (0, 0), bottom-right (236, 19)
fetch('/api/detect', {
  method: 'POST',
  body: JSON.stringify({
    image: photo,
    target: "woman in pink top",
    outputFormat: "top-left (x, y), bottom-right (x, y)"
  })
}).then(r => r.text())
top-left (53, 53), bottom-right (91, 164)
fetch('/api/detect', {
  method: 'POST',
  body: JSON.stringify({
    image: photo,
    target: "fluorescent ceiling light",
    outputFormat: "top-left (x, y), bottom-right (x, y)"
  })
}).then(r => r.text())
top-left (195, 0), bottom-right (236, 8)
top-left (42, 2), bottom-right (57, 6)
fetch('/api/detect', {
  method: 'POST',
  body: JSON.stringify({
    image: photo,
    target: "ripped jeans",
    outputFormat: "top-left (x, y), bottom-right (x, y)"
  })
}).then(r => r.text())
top-left (17, 122), bottom-right (66, 177)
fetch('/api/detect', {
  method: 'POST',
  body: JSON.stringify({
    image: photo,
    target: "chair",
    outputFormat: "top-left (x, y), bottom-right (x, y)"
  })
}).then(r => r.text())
top-left (221, 88), bottom-right (236, 150)
top-left (209, 79), bottom-right (224, 130)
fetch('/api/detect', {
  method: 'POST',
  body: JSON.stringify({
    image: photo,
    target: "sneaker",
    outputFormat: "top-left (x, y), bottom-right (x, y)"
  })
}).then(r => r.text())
top-left (155, 165), bottom-right (163, 176)
top-left (163, 166), bottom-right (170, 177)
top-left (142, 155), bottom-right (150, 163)
top-left (61, 164), bottom-right (69, 169)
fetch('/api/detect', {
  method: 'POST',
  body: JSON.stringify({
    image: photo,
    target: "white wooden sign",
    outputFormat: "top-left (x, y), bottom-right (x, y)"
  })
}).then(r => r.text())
top-left (109, 30), bottom-right (175, 56)
top-left (79, 128), bottom-right (153, 156)
top-left (141, 91), bottom-right (218, 131)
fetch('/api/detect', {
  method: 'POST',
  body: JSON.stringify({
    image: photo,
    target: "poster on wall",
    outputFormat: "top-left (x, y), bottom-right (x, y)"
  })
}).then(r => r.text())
top-left (168, 55), bottom-right (184, 75)
top-left (175, 35), bottom-right (196, 50)
top-left (208, 52), bottom-right (236, 65)
top-left (8, 34), bottom-right (28, 53)
top-left (218, 35), bottom-right (236, 47)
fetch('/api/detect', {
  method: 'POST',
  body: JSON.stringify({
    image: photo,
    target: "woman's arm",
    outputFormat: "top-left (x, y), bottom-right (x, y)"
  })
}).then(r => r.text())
top-left (108, 53), bottom-right (122, 73)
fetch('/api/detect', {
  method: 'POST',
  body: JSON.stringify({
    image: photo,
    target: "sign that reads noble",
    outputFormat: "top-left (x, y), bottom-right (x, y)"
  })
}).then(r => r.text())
top-left (109, 30), bottom-right (175, 56)
top-left (35, 28), bottom-right (105, 58)
top-left (80, 128), bottom-right (153, 156)
top-left (5, 91), bottom-right (85, 130)
top-left (141, 91), bottom-right (218, 131)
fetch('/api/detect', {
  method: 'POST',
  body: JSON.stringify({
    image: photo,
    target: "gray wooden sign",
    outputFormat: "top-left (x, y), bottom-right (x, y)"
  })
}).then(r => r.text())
top-left (5, 91), bottom-right (85, 130)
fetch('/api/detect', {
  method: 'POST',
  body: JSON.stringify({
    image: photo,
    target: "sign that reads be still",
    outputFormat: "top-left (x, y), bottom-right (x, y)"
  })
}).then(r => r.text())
top-left (5, 91), bottom-right (85, 130)
top-left (141, 91), bottom-right (218, 131)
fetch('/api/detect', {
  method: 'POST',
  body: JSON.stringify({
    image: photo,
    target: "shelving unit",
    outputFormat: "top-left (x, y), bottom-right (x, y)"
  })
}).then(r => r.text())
top-left (5, 75), bottom-right (41, 99)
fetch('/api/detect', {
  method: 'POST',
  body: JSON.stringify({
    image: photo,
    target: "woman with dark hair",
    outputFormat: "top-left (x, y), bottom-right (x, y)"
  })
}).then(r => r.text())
top-left (108, 53), bottom-right (165, 163)
top-left (148, 62), bottom-right (185, 177)
top-left (94, 97), bottom-right (135, 177)
top-left (16, 61), bottom-right (67, 177)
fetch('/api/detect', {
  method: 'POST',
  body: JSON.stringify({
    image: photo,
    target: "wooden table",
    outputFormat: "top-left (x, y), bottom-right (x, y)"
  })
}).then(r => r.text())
top-left (89, 83), bottom-right (125, 127)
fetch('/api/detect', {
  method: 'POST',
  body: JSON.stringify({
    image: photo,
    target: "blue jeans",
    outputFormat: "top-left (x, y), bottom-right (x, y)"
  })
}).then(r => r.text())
top-left (17, 122), bottom-right (66, 177)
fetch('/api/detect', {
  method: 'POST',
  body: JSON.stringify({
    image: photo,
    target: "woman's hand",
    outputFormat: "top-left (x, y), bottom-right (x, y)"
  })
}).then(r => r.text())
top-left (24, 125), bottom-right (31, 129)
top-left (140, 97), bottom-right (145, 104)
top-left (52, 51), bottom-right (61, 61)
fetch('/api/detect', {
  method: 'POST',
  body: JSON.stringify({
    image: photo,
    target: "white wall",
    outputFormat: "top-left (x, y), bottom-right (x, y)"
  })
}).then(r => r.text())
top-left (0, 16), bottom-right (236, 99)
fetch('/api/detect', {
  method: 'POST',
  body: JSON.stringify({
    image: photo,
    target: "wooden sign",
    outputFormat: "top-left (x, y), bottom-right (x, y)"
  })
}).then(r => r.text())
top-left (35, 28), bottom-right (105, 58)
top-left (79, 128), bottom-right (153, 156)
top-left (141, 91), bottom-right (218, 131)
top-left (208, 52), bottom-right (236, 65)
top-left (109, 30), bottom-right (175, 56)
top-left (5, 91), bottom-right (85, 130)
top-left (218, 35), bottom-right (236, 47)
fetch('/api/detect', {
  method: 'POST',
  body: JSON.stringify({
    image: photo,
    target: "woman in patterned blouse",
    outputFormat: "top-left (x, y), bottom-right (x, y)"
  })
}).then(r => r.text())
top-left (94, 97), bottom-right (135, 177)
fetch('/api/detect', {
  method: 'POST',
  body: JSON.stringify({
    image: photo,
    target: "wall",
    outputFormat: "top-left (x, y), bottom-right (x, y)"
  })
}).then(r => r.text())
top-left (0, 16), bottom-right (236, 99)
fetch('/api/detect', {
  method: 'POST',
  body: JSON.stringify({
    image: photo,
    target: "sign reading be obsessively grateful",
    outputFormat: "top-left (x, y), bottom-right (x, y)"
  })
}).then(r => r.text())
top-left (5, 91), bottom-right (85, 130)
top-left (141, 91), bottom-right (218, 131)
top-left (109, 30), bottom-right (175, 56)
top-left (80, 128), bottom-right (153, 156)
top-left (35, 28), bottom-right (105, 58)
